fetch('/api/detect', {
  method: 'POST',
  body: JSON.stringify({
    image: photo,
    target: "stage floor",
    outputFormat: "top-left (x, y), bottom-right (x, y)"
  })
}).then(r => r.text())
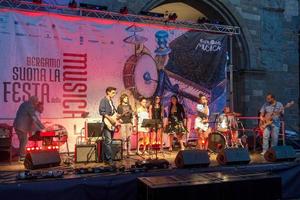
top-left (1, 150), bottom-right (300, 199)
top-left (0, 151), bottom-right (274, 172)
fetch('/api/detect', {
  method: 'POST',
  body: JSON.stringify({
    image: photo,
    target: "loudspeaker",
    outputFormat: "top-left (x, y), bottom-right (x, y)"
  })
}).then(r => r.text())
top-left (96, 139), bottom-right (123, 162)
top-left (24, 150), bottom-right (61, 170)
top-left (175, 149), bottom-right (210, 168)
top-left (75, 144), bottom-right (96, 163)
top-left (86, 122), bottom-right (103, 138)
top-left (264, 145), bottom-right (296, 162)
top-left (217, 148), bottom-right (250, 165)
top-left (111, 139), bottom-right (123, 160)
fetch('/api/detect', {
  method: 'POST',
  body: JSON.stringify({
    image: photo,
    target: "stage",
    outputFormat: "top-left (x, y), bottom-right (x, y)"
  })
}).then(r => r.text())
top-left (0, 151), bottom-right (300, 200)
top-left (0, 151), bottom-right (285, 172)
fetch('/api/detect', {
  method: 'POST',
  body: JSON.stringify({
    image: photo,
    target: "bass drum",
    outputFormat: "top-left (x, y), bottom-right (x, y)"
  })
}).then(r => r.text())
top-left (208, 132), bottom-right (227, 153)
top-left (123, 53), bottom-right (158, 99)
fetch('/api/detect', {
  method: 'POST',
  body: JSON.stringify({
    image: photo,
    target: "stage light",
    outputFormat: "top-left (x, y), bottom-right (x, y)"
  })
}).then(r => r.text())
top-left (119, 6), bottom-right (128, 14)
top-left (68, 0), bottom-right (77, 8)
top-left (139, 11), bottom-right (164, 18)
top-left (47, 146), bottom-right (51, 150)
top-left (26, 147), bottom-right (31, 151)
top-left (33, 0), bottom-right (42, 4)
top-left (31, 147), bottom-right (35, 150)
top-left (35, 147), bottom-right (39, 150)
top-left (79, 3), bottom-right (108, 11)
top-left (168, 13), bottom-right (178, 21)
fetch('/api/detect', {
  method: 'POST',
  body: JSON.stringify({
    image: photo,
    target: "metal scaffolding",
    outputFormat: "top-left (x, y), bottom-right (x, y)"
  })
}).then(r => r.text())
top-left (0, 0), bottom-right (240, 35)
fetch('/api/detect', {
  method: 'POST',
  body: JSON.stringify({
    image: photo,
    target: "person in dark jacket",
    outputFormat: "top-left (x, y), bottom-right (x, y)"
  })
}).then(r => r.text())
top-left (13, 96), bottom-right (45, 161)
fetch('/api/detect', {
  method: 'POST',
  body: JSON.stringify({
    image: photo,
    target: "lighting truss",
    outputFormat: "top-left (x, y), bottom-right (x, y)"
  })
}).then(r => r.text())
top-left (0, 0), bottom-right (240, 35)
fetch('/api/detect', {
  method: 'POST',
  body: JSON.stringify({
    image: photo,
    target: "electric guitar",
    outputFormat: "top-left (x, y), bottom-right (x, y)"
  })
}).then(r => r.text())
top-left (259, 101), bottom-right (294, 129)
top-left (103, 110), bottom-right (133, 131)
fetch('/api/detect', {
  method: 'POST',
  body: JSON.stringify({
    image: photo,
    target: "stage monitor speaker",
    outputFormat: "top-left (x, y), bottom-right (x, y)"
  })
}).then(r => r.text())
top-left (86, 122), bottom-right (103, 138)
top-left (175, 149), bottom-right (210, 168)
top-left (24, 150), bottom-right (61, 170)
top-left (264, 145), bottom-right (296, 162)
top-left (75, 144), bottom-right (97, 163)
top-left (217, 148), bottom-right (250, 165)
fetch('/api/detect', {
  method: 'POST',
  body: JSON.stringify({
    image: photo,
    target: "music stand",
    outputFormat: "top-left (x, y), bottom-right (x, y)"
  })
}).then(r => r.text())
top-left (141, 119), bottom-right (162, 160)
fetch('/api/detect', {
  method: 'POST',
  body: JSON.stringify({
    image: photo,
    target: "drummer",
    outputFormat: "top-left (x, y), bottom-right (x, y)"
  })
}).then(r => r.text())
top-left (217, 106), bottom-right (239, 147)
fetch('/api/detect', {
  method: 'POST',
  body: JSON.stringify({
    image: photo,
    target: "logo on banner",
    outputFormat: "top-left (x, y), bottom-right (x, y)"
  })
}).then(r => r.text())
top-left (195, 39), bottom-right (222, 52)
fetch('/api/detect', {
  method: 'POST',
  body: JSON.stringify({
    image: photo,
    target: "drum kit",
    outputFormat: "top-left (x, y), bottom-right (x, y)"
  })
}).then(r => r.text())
top-left (206, 112), bottom-right (247, 153)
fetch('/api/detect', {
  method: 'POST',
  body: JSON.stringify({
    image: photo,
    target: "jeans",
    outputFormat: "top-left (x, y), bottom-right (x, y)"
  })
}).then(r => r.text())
top-left (102, 127), bottom-right (114, 162)
top-left (262, 125), bottom-right (280, 152)
top-left (15, 129), bottom-right (28, 158)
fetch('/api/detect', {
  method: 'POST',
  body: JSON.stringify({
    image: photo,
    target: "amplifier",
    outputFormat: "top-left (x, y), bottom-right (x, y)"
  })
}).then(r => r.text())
top-left (0, 125), bottom-right (12, 147)
top-left (96, 139), bottom-right (123, 162)
top-left (86, 122), bottom-right (103, 138)
top-left (75, 144), bottom-right (97, 163)
top-left (0, 138), bottom-right (11, 147)
top-left (0, 124), bottom-right (12, 139)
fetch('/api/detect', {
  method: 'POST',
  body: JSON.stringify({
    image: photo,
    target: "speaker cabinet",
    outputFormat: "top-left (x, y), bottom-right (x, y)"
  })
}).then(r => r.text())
top-left (217, 148), bottom-right (250, 165)
top-left (175, 149), bottom-right (210, 168)
top-left (96, 139), bottom-right (123, 162)
top-left (24, 150), bottom-right (61, 170)
top-left (75, 144), bottom-right (96, 163)
top-left (264, 145), bottom-right (296, 162)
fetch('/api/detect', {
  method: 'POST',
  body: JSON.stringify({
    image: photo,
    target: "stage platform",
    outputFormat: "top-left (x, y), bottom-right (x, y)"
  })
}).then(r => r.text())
top-left (0, 151), bottom-right (275, 171)
top-left (0, 151), bottom-right (300, 200)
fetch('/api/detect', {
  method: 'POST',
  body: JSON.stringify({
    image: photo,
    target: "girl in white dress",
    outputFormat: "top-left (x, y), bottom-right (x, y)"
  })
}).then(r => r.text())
top-left (137, 97), bottom-right (150, 155)
top-left (194, 95), bottom-right (211, 150)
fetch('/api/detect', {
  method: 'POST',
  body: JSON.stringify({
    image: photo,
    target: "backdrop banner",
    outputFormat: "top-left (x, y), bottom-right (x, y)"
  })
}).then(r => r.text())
top-left (0, 9), bottom-right (227, 151)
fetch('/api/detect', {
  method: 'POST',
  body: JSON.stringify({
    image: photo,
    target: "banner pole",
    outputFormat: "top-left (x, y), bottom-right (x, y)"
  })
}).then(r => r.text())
top-left (229, 34), bottom-right (234, 111)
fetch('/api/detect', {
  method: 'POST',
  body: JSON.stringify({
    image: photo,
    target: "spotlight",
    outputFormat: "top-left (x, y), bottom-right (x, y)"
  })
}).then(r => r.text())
top-left (119, 6), bottom-right (128, 14)
top-left (79, 3), bottom-right (108, 11)
top-left (168, 13), bottom-right (178, 21)
top-left (33, 0), bottom-right (42, 4)
top-left (68, 0), bottom-right (77, 8)
top-left (139, 11), bottom-right (164, 18)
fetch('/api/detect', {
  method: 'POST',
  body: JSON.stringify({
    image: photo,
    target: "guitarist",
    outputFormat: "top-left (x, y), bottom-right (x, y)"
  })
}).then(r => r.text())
top-left (99, 87), bottom-right (117, 165)
top-left (259, 93), bottom-right (284, 155)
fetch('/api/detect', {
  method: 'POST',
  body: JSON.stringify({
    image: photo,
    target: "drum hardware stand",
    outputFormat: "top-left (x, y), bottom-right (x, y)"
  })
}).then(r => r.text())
top-left (237, 120), bottom-right (247, 148)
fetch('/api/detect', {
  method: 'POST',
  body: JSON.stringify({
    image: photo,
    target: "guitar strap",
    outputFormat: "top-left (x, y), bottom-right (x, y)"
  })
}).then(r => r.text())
top-left (271, 102), bottom-right (278, 116)
top-left (109, 99), bottom-right (117, 115)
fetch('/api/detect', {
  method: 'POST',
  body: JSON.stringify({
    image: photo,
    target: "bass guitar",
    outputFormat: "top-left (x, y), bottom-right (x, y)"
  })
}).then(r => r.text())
top-left (259, 101), bottom-right (294, 129)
